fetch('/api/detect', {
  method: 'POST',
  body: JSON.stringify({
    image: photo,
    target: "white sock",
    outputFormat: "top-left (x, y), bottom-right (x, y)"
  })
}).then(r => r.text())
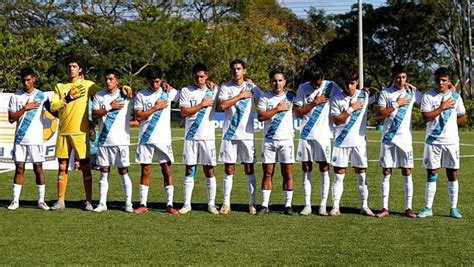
top-left (320, 171), bottom-right (330, 207)
top-left (302, 172), bottom-right (312, 206)
top-left (262, 189), bottom-right (271, 207)
top-left (284, 190), bottom-right (293, 207)
top-left (381, 175), bottom-right (390, 210)
top-left (120, 173), bottom-right (132, 206)
top-left (139, 184), bottom-right (149, 206)
top-left (98, 172), bottom-right (109, 205)
top-left (403, 175), bottom-right (413, 210)
top-left (37, 184), bottom-right (45, 203)
top-left (448, 181), bottom-right (459, 209)
top-left (223, 174), bottom-right (233, 205)
top-left (357, 173), bottom-right (369, 209)
top-left (425, 181), bottom-right (436, 209)
top-left (332, 173), bottom-right (345, 209)
top-left (247, 174), bottom-right (257, 206)
top-left (206, 176), bottom-right (216, 206)
top-left (12, 184), bottom-right (22, 202)
top-left (165, 185), bottom-right (174, 207)
top-left (183, 175), bottom-right (195, 207)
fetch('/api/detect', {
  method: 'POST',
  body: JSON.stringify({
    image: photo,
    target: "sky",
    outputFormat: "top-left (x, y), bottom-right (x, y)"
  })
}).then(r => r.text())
top-left (279, 0), bottom-right (388, 17)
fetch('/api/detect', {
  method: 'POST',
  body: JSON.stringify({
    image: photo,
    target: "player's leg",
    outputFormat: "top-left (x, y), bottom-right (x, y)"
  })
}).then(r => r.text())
top-left (180, 140), bottom-right (197, 214)
top-left (134, 164), bottom-right (151, 214)
top-left (33, 162), bottom-right (49, 210)
top-left (258, 163), bottom-right (275, 215)
top-left (244, 163), bottom-right (257, 214)
top-left (355, 167), bottom-right (374, 216)
top-left (72, 134), bottom-right (93, 210)
top-left (204, 165), bottom-right (218, 214)
top-left (419, 143), bottom-right (440, 218)
top-left (318, 161), bottom-right (330, 216)
top-left (281, 163), bottom-right (294, 216)
top-left (52, 135), bottom-right (70, 210)
top-left (300, 161), bottom-right (313, 215)
top-left (401, 168), bottom-right (416, 218)
top-left (377, 168), bottom-right (392, 218)
top-left (220, 163), bottom-right (235, 214)
top-left (8, 162), bottom-right (25, 210)
top-left (161, 161), bottom-right (178, 215)
top-left (330, 146), bottom-right (349, 216)
top-left (447, 168), bottom-right (461, 218)
top-left (117, 167), bottom-right (133, 212)
top-left (94, 166), bottom-right (110, 213)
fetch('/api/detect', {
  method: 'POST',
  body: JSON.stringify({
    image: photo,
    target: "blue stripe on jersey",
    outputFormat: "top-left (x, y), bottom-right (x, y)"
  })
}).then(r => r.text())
top-left (300, 82), bottom-right (333, 140)
top-left (223, 84), bottom-right (253, 140)
top-left (139, 91), bottom-right (169, 145)
top-left (426, 93), bottom-right (460, 144)
top-left (334, 92), bottom-right (367, 147)
top-left (15, 91), bottom-right (45, 144)
top-left (185, 89), bottom-right (213, 141)
top-left (265, 91), bottom-right (294, 140)
top-left (382, 92), bottom-right (413, 145)
top-left (98, 96), bottom-right (123, 146)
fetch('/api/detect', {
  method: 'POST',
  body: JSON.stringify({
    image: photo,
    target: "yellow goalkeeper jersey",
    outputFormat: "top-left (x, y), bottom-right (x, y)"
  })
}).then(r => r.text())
top-left (50, 79), bottom-right (101, 135)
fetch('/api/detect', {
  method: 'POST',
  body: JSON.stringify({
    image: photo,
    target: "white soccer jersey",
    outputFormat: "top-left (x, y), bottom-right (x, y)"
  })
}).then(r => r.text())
top-left (179, 84), bottom-right (217, 140)
top-left (294, 80), bottom-right (342, 140)
top-left (92, 89), bottom-right (132, 146)
top-left (8, 89), bottom-right (46, 145)
top-left (331, 89), bottom-right (377, 148)
top-left (420, 89), bottom-right (465, 145)
top-left (378, 86), bottom-right (423, 147)
top-left (218, 81), bottom-right (262, 140)
top-left (258, 91), bottom-right (295, 140)
top-left (134, 87), bottom-right (180, 145)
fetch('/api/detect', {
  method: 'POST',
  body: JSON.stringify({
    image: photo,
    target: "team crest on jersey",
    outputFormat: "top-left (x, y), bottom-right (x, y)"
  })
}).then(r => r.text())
top-left (297, 151), bottom-right (303, 157)
top-left (332, 156), bottom-right (337, 162)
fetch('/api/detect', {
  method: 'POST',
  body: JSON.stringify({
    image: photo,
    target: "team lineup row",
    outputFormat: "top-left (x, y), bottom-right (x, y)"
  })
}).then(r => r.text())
top-left (6, 57), bottom-right (466, 219)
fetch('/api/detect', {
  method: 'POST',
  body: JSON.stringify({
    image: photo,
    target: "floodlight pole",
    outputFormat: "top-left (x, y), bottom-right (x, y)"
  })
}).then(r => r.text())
top-left (358, 0), bottom-right (364, 89)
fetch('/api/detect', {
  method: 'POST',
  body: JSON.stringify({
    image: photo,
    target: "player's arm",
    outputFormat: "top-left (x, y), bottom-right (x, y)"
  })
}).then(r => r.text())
top-left (136, 99), bottom-right (168, 121)
top-left (421, 97), bottom-right (454, 122)
top-left (50, 84), bottom-right (86, 112)
top-left (378, 94), bottom-right (409, 119)
top-left (457, 114), bottom-right (466, 126)
top-left (333, 101), bottom-right (363, 125)
top-left (293, 94), bottom-right (328, 118)
top-left (92, 100), bottom-right (124, 119)
top-left (8, 99), bottom-right (39, 123)
top-left (180, 97), bottom-right (214, 118)
top-left (219, 89), bottom-right (252, 110)
top-left (258, 100), bottom-right (290, 121)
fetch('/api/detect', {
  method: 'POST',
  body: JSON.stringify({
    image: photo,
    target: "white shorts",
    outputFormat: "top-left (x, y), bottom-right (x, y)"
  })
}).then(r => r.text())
top-left (219, 139), bottom-right (256, 164)
top-left (297, 139), bottom-right (331, 163)
top-left (261, 139), bottom-right (295, 164)
top-left (183, 140), bottom-right (216, 166)
top-left (97, 146), bottom-right (130, 168)
top-left (379, 143), bottom-right (414, 168)
top-left (423, 143), bottom-right (459, 169)
top-left (13, 144), bottom-right (45, 163)
top-left (332, 146), bottom-right (367, 168)
top-left (136, 143), bottom-right (174, 164)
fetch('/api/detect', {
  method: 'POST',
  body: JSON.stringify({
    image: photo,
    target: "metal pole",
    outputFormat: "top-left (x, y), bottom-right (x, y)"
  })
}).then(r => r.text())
top-left (358, 0), bottom-right (364, 89)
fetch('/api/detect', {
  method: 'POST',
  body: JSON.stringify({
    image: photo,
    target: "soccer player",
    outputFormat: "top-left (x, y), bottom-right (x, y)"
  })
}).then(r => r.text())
top-left (91, 69), bottom-right (133, 213)
top-left (376, 64), bottom-right (422, 218)
top-left (133, 66), bottom-right (179, 215)
top-left (418, 67), bottom-right (466, 219)
top-left (218, 59), bottom-right (262, 215)
top-left (7, 67), bottom-right (50, 210)
top-left (329, 69), bottom-right (377, 217)
top-left (294, 65), bottom-right (342, 216)
top-left (256, 68), bottom-right (295, 216)
top-left (178, 63), bottom-right (219, 215)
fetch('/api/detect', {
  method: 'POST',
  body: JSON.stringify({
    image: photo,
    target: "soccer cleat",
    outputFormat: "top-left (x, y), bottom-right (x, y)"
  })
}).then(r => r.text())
top-left (248, 205), bottom-right (257, 215)
top-left (417, 207), bottom-right (433, 218)
top-left (7, 201), bottom-right (19, 210)
top-left (360, 207), bottom-right (375, 217)
top-left (51, 200), bottom-right (65, 211)
top-left (404, 208), bottom-right (417, 218)
top-left (257, 206), bottom-right (269, 216)
top-left (329, 207), bottom-right (341, 216)
top-left (208, 205), bottom-right (219, 215)
top-left (318, 206), bottom-right (328, 216)
top-left (124, 203), bottom-right (134, 213)
top-left (134, 204), bottom-right (149, 214)
top-left (84, 201), bottom-right (94, 211)
top-left (449, 208), bottom-right (462, 219)
top-left (376, 208), bottom-right (389, 218)
top-left (93, 203), bottom-right (107, 213)
top-left (178, 205), bottom-right (192, 215)
top-left (299, 205), bottom-right (312, 216)
top-left (283, 206), bottom-right (294, 216)
top-left (37, 202), bottom-right (50, 211)
top-left (166, 205), bottom-right (179, 215)
top-left (219, 204), bottom-right (231, 215)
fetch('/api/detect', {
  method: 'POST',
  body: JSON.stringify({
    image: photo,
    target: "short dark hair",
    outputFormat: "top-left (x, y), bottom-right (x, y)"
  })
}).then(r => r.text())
top-left (344, 69), bottom-right (359, 83)
top-left (391, 64), bottom-right (407, 76)
top-left (269, 67), bottom-right (286, 80)
top-left (192, 63), bottom-right (208, 74)
top-left (434, 67), bottom-right (450, 78)
top-left (146, 65), bottom-right (163, 80)
top-left (104, 69), bottom-right (121, 79)
top-left (64, 55), bottom-right (85, 70)
top-left (230, 59), bottom-right (246, 70)
top-left (308, 65), bottom-right (324, 81)
top-left (20, 67), bottom-right (36, 78)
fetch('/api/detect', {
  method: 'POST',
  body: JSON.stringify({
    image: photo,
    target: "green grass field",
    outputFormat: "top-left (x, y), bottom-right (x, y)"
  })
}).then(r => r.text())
top-left (1, 128), bottom-right (474, 265)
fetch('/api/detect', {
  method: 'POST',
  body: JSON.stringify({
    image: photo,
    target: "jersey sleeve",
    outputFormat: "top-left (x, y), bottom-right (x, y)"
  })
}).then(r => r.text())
top-left (7, 94), bottom-right (17, 112)
top-left (92, 94), bottom-right (101, 111)
top-left (330, 97), bottom-right (342, 117)
top-left (87, 82), bottom-right (102, 97)
top-left (217, 84), bottom-right (228, 101)
top-left (294, 86), bottom-right (305, 107)
top-left (368, 91), bottom-right (378, 105)
top-left (414, 91), bottom-right (423, 104)
top-left (257, 95), bottom-right (267, 111)
top-left (420, 93), bottom-right (432, 113)
top-left (329, 81), bottom-right (343, 98)
top-left (378, 90), bottom-right (388, 107)
top-left (179, 87), bottom-right (191, 107)
top-left (50, 83), bottom-right (66, 112)
top-left (455, 94), bottom-right (466, 116)
top-left (170, 89), bottom-right (180, 102)
top-left (134, 92), bottom-right (144, 111)
top-left (252, 86), bottom-right (263, 103)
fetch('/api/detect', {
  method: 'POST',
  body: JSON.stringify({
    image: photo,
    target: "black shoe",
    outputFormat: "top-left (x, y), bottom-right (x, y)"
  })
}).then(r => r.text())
top-left (257, 206), bottom-right (269, 216)
top-left (283, 206), bottom-right (294, 216)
